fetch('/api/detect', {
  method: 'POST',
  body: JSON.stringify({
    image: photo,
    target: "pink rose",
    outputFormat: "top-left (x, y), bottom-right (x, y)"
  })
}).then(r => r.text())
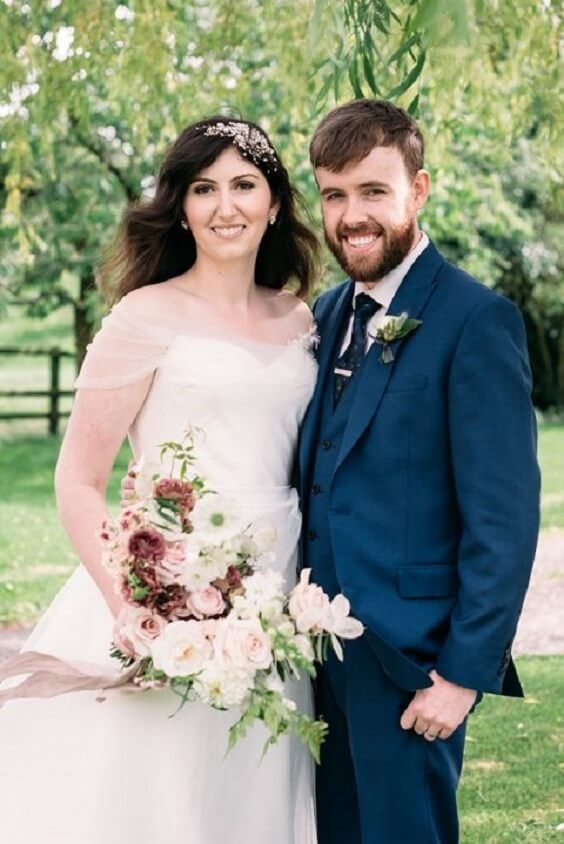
top-left (187, 586), bottom-right (226, 619)
top-left (288, 568), bottom-right (331, 633)
top-left (156, 541), bottom-right (187, 585)
top-left (118, 607), bottom-right (167, 657)
top-left (128, 528), bottom-right (166, 563)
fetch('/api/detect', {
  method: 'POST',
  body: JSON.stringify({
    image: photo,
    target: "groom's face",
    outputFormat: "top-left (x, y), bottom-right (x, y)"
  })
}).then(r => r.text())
top-left (316, 145), bottom-right (429, 282)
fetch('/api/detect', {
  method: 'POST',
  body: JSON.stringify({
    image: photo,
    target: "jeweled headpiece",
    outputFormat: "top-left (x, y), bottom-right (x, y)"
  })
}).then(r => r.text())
top-left (201, 121), bottom-right (279, 173)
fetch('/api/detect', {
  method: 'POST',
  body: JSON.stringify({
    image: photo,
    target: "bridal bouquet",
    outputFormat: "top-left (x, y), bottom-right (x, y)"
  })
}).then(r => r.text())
top-left (99, 432), bottom-right (363, 760)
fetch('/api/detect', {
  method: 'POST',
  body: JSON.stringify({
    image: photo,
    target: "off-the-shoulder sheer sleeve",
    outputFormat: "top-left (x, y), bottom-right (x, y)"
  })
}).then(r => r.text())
top-left (75, 292), bottom-right (172, 390)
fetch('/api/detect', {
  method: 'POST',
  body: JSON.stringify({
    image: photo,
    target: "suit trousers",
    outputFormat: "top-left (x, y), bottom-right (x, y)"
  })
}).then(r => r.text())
top-left (316, 639), bottom-right (466, 844)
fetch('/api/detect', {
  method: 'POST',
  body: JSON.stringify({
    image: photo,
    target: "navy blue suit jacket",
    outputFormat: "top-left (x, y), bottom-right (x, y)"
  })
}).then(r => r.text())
top-left (299, 242), bottom-right (540, 696)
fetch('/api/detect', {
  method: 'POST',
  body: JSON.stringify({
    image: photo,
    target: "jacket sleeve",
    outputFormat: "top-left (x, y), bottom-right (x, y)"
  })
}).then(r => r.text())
top-left (435, 294), bottom-right (540, 694)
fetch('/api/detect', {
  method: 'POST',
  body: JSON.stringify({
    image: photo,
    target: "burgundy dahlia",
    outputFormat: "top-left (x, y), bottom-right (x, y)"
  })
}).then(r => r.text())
top-left (128, 528), bottom-right (166, 563)
top-left (151, 584), bottom-right (191, 620)
top-left (153, 478), bottom-right (196, 513)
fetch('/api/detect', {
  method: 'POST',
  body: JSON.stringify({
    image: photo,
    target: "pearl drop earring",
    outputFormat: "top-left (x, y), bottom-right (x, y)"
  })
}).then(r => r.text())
top-left (181, 220), bottom-right (189, 230)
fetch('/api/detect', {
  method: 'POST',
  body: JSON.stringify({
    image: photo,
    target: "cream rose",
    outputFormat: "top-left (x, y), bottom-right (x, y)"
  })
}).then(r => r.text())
top-left (214, 617), bottom-right (273, 675)
top-left (150, 620), bottom-right (212, 677)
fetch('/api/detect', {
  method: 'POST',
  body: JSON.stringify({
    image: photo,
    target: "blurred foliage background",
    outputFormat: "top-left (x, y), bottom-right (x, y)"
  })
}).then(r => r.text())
top-left (0, 0), bottom-right (562, 406)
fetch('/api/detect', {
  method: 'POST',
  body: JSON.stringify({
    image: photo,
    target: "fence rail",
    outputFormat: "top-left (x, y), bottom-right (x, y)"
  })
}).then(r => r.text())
top-left (0, 346), bottom-right (75, 435)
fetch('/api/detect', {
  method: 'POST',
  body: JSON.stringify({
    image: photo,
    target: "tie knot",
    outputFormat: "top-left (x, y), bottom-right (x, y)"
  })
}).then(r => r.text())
top-left (354, 292), bottom-right (380, 325)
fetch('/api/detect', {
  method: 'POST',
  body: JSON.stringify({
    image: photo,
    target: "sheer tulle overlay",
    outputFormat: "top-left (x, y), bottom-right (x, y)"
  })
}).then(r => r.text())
top-left (0, 286), bottom-right (318, 844)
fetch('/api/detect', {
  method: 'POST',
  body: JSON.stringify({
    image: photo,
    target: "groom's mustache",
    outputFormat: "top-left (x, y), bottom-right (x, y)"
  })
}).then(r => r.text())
top-left (336, 222), bottom-right (385, 239)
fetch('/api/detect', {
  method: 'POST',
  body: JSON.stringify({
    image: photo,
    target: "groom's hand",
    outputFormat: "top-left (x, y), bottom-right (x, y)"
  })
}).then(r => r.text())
top-left (399, 669), bottom-right (477, 741)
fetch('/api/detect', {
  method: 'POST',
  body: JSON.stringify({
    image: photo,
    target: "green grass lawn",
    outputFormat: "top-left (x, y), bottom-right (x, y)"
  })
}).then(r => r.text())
top-left (0, 434), bottom-right (130, 624)
top-left (539, 425), bottom-right (564, 529)
top-left (460, 656), bottom-right (564, 843)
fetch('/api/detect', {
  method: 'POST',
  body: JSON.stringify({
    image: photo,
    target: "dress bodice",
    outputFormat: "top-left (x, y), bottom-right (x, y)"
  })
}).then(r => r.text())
top-left (130, 333), bottom-right (317, 488)
top-left (75, 287), bottom-right (318, 490)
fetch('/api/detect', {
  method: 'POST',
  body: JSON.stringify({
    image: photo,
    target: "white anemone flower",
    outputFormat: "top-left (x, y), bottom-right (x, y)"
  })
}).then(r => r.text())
top-left (190, 493), bottom-right (245, 543)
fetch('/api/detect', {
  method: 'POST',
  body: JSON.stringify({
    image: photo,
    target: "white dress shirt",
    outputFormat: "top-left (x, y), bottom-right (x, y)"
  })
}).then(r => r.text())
top-left (339, 232), bottom-right (429, 354)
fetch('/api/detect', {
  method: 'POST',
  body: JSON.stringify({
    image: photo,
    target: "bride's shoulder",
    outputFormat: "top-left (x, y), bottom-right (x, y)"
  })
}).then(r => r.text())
top-left (116, 282), bottom-right (176, 314)
top-left (113, 283), bottom-right (192, 332)
top-left (265, 289), bottom-right (314, 333)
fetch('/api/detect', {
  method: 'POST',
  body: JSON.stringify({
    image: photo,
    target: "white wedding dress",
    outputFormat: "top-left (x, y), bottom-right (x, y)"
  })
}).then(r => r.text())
top-left (0, 287), bottom-right (318, 844)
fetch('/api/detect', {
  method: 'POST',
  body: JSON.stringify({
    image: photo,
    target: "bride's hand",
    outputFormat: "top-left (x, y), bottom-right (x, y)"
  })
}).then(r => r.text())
top-left (112, 604), bottom-right (136, 658)
top-left (120, 461), bottom-right (137, 508)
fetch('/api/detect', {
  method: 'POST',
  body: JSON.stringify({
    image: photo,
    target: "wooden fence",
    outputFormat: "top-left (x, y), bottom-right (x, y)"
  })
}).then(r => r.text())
top-left (0, 347), bottom-right (75, 435)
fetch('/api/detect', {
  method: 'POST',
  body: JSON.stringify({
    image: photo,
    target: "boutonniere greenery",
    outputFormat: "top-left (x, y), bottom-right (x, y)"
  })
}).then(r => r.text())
top-left (369, 312), bottom-right (422, 364)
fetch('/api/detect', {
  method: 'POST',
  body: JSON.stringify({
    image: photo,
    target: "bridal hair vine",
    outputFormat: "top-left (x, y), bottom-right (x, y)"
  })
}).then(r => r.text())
top-left (201, 121), bottom-right (279, 172)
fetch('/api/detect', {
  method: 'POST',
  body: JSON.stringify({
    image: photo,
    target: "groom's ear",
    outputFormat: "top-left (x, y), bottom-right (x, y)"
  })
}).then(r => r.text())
top-left (412, 169), bottom-right (431, 210)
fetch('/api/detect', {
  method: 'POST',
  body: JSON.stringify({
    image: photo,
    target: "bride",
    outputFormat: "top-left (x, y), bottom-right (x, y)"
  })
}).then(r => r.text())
top-left (0, 117), bottom-right (320, 843)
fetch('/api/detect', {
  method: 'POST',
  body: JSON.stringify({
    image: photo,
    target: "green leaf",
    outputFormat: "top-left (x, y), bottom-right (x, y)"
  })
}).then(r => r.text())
top-left (407, 93), bottom-right (420, 116)
top-left (348, 56), bottom-right (365, 98)
top-left (387, 49), bottom-right (426, 99)
top-left (362, 51), bottom-right (379, 95)
top-left (387, 32), bottom-right (421, 66)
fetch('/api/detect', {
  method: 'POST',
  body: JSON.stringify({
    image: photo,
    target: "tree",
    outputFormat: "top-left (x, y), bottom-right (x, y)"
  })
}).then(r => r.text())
top-left (0, 0), bottom-right (319, 364)
top-left (1, 0), bottom-right (562, 405)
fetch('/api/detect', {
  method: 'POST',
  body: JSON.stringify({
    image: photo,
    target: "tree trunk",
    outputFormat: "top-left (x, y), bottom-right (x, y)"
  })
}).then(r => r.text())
top-left (557, 318), bottom-right (564, 409)
top-left (74, 270), bottom-right (97, 372)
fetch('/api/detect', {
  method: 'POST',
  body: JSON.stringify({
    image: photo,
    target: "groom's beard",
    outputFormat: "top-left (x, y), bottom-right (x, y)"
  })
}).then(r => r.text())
top-left (324, 216), bottom-right (417, 282)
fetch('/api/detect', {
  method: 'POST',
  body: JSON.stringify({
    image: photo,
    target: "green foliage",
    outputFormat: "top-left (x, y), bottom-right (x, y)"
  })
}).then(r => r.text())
top-left (0, 0), bottom-right (319, 357)
top-left (227, 684), bottom-right (328, 762)
top-left (1, 0), bottom-right (562, 403)
top-left (309, 0), bottom-right (563, 407)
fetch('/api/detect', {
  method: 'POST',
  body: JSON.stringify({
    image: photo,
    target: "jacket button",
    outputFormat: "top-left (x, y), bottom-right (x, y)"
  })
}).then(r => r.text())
top-left (307, 530), bottom-right (317, 540)
top-left (312, 484), bottom-right (322, 495)
top-left (321, 440), bottom-right (332, 450)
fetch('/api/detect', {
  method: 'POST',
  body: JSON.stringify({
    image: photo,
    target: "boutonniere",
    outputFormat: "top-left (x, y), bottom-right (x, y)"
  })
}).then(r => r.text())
top-left (370, 312), bottom-right (422, 364)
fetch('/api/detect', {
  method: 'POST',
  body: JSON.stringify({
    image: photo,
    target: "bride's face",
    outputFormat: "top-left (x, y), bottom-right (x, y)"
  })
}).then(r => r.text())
top-left (183, 146), bottom-right (279, 264)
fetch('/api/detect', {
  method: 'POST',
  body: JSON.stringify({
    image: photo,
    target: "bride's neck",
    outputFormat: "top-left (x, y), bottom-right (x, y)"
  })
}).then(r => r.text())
top-left (181, 254), bottom-right (257, 308)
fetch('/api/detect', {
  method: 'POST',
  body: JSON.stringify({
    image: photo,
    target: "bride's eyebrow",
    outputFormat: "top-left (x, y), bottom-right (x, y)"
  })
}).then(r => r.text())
top-left (192, 174), bottom-right (260, 185)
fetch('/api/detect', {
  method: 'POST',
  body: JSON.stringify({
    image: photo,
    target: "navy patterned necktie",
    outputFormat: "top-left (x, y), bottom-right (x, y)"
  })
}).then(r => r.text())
top-left (334, 292), bottom-right (381, 406)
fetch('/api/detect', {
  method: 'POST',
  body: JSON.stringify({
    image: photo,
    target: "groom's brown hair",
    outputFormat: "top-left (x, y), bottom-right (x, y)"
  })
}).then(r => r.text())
top-left (309, 99), bottom-right (424, 180)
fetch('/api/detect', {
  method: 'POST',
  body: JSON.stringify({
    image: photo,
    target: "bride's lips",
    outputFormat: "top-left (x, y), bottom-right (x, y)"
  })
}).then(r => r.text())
top-left (211, 225), bottom-right (246, 240)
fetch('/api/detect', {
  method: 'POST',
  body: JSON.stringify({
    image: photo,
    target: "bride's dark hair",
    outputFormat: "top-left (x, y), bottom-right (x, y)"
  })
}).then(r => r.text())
top-left (100, 116), bottom-right (319, 304)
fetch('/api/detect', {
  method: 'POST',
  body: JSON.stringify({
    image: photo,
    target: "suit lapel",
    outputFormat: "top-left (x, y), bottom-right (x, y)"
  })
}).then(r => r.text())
top-left (335, 243), bottom-right (444, 474)
top-left (299, 281), bottom-right (354, 487)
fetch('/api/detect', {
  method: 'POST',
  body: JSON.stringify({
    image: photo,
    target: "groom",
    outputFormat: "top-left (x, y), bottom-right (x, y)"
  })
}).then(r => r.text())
top-left (298, 99), bottom-right (540, 843)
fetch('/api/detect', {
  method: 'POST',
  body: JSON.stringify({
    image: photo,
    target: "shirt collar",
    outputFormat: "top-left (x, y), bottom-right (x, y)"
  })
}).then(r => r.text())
top-left (353, 232), bottom-right (429, 309)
